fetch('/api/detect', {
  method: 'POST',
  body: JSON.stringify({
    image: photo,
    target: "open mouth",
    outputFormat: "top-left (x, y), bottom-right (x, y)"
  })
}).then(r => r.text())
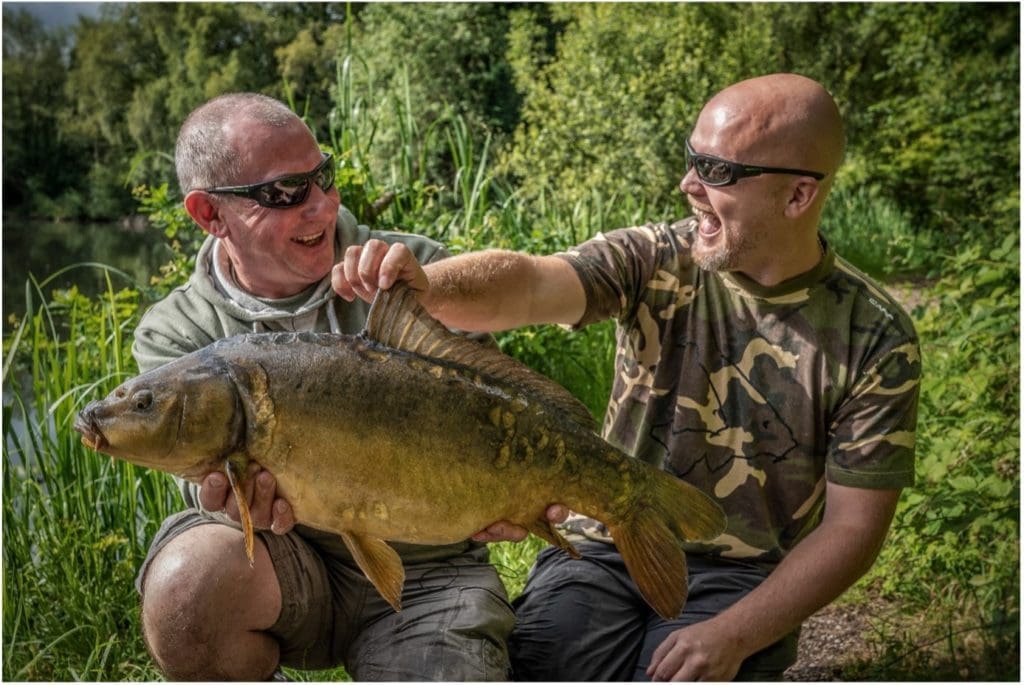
top-left (691, 204), bottom-right (722, 238)
top-left (291, 231), bottom-right (325, 247)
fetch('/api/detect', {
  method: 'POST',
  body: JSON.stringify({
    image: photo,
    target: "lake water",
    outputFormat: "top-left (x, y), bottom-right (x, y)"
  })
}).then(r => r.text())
top-left (3, 218), bottom-right (176, 463)
top-left (2, 219), bottom-right (175, 332)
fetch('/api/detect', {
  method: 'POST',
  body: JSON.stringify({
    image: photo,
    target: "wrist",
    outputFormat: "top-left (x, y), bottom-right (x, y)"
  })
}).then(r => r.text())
top-left (703, 612), bottom-right (756, 660)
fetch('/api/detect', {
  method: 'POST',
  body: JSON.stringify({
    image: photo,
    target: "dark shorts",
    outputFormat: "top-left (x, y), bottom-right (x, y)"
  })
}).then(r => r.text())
top-left (138, 510), bottom-right (515, 680)
top-left (508, 541), bottom-right (799, 681)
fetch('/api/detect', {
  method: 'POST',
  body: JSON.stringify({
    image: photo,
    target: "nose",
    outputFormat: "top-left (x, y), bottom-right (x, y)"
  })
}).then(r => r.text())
top-left (679, 166), bottom-right (703, 196)
top-left (302, 181), bottom-right (339, 218)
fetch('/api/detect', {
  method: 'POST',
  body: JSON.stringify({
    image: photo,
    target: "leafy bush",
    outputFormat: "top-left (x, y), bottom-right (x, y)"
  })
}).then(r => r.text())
top-left (862, 232), bottom-right (1019, 677)
top-left (501, 4), bottom-right (780, 212)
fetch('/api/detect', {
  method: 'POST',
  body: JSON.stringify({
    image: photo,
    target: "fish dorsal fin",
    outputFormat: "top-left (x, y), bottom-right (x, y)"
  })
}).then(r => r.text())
top-left (365, 284), bottom-right (597, 431)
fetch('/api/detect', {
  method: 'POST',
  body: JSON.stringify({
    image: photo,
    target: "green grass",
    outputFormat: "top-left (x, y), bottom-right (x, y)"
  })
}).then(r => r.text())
top-left (822, 183), bottom-right (941, 281)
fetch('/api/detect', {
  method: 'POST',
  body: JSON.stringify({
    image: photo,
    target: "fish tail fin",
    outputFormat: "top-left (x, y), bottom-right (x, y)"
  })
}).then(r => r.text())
top-left (608, 471), bottom-right (727, 619)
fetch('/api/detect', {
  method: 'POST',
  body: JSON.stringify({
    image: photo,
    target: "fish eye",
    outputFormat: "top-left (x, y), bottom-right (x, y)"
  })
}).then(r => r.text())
top-left (131, 390), bottom-right (154, 411)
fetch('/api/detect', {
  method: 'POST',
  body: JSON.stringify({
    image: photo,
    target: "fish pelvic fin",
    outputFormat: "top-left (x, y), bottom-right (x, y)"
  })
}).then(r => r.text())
top-left (365, 283), bottom-right (597, 430)
top-left (608, 471), bottom-right (727, 619)
top-left (340, 531), bottom-right (405, 613)
top-left (526, 518), bottom-right (581, 559)
top-left (224, 459), bottom-right (255, 568)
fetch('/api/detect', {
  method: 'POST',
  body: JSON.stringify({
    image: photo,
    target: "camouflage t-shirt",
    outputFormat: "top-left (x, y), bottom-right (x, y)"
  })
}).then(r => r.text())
top-left (555, 218), bottom-right (920, 567)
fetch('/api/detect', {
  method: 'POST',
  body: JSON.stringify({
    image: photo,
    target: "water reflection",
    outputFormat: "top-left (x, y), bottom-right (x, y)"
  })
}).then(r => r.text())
top-left (2, 219), bottom-right (175, 330)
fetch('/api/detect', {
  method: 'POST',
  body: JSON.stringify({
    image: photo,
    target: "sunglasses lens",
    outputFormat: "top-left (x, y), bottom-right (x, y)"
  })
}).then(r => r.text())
top-left (256, 178), bottom-right (310, 207)
top-left (315, 161), bottom-right (335, 193)
top-left (694, 157), bottom-right (733, 185)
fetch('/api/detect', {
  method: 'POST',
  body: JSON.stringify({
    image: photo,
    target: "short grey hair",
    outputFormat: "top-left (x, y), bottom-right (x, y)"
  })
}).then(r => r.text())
top-left (175, 93), bottom-right (298, 194)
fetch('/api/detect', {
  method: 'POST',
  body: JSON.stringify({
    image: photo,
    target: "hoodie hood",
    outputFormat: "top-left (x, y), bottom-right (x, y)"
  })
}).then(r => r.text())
top-left (203, 235), bottom-right (340, 331)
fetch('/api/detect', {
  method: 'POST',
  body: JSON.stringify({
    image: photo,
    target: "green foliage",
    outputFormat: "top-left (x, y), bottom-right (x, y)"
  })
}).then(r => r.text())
top-left (3, 275), bottom-right (178, 680)
top-left (758, 3), bottom-right (1019, 243)
top-left (1, 9), bottom-right (87, 218)
top-left (863, 232), bottom-right (1019, 676)
top-left (4, 2), bottom-right (1017, 246)
top-left (502, 3), bottom-right (779, 212)
top-left (131, 183), bottom-right (202, 295)
top-left (822, 183), bottom-right (940, 280)
top-left (501, 3), bottom-right (1019, 243)
top-left (489, 535), bottom-right (549, 601)
top-left (354, 3), bottom-right (520, 137)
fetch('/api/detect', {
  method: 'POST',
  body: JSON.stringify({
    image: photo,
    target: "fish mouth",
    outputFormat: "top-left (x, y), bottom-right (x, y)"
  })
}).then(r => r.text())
top-left (291, 230), bottom-right (325, 247)
top-left (73, 411), bottom-right (108, 452)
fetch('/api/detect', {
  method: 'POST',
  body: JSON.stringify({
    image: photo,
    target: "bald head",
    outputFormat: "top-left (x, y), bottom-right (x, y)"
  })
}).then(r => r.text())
top-left (696, 73), bottom-right (845, 181)
top-left (175, 93), bottom-right (301, 194)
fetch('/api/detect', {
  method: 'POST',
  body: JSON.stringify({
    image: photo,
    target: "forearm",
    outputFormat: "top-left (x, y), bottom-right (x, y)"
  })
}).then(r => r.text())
top-left (422, 250), bottom-right (585, 332)
top-left (698, 482), bottom-right (901, 668)
top-left (704, 515), bottom-right (890, 660)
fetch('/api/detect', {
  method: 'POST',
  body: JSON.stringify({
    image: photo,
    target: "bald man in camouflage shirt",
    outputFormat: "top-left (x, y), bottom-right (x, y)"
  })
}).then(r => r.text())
top-left (333, 73), bottom-right (920, 681)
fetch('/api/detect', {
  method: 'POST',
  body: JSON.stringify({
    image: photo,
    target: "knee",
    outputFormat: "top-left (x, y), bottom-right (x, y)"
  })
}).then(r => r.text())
top-left (140, 524), bottom-right (280, 680)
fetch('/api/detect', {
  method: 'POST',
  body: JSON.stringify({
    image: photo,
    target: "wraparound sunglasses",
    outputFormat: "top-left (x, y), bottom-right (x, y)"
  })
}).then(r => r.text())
top-left (205, 152), bottom-right (336, 208)
top-left (685, 140), bottom-right (825, 187)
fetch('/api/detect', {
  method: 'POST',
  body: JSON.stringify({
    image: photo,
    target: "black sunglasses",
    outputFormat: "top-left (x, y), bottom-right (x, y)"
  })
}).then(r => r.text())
top-left (205, 152), bottom-right (336, 208)
top-left (684, 140), bottom-right (825, 187)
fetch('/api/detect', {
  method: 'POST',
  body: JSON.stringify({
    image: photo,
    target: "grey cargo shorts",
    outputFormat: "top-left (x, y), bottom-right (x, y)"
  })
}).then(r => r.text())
top-left (138, 510), bottom-right (515, 681)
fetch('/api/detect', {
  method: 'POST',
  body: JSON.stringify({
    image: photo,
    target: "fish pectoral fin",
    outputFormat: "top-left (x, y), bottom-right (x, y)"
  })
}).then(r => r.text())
top-left (526, 518), bottom-right (581, 559)
top-left (339, 531), bottom-right (405, 612)
top-left (224, 459), bottom-right (255, 568)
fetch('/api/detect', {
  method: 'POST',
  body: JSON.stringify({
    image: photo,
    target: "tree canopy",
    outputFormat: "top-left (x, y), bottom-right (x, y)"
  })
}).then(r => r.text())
top-left (2, 2), bottom-right (1018, 246)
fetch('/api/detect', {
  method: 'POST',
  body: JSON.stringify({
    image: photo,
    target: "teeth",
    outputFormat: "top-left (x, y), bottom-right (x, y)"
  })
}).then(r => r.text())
top-left (292, 232), bottom-right (323, 246)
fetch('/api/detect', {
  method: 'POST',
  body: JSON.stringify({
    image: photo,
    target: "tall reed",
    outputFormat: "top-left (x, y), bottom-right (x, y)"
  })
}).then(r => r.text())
top-left (3, 269), bottom-right (178, 680)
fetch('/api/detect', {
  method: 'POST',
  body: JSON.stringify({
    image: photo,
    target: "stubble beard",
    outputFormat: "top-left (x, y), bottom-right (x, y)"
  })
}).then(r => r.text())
top-left (691, 227), bottom-right (767, 274)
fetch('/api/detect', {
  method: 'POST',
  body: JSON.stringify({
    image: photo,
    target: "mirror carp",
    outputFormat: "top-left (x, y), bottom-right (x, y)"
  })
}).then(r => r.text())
top-left (75, 284), bottom-right (726, 619)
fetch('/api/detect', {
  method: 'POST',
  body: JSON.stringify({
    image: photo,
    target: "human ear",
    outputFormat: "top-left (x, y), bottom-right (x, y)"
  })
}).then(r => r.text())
top-left (784, 178), bottom-right (820, 219)
top-left (184, 191), bottom-right (228, 238)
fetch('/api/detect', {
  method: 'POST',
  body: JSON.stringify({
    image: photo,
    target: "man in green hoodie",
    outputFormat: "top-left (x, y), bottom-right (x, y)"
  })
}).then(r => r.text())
top-left (132, 93), bottom-right (515, 681)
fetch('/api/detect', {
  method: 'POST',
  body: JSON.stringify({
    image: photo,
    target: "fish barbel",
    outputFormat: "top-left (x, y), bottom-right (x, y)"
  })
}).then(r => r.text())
top-left (74, 284), bottom-right (726, 618)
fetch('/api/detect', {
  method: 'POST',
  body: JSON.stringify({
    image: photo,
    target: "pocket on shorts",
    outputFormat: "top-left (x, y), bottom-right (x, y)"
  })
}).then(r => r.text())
top-left (448, 586), bottom-right (515, 679)
top-left (355, 583), bottom-right (514, 681)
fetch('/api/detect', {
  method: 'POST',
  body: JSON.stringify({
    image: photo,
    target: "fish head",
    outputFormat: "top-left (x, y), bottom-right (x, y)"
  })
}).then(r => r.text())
top-left (74, 353), bottom-right (245, 481)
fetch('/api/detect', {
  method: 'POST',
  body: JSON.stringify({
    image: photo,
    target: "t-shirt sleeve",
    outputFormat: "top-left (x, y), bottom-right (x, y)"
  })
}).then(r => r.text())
top-left (554, 224), bottom-right (671, 328)
top-left (827, 338), bottom-right (920, 489)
